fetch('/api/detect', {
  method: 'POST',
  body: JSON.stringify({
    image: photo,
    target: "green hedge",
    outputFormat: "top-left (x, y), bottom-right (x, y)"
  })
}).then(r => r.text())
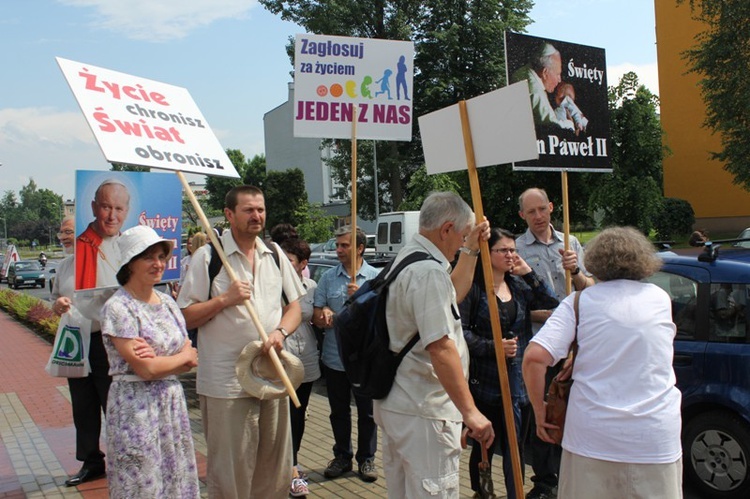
top-left (0, 289), bottom-right (59, 336)
top-left (653, 198), bottom-right (696, 241)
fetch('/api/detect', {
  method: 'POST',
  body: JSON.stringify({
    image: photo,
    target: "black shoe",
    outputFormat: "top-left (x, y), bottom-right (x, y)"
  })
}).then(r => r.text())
top-left (358, 458), bottom-right (378, 482)
top-left (65, 466), bottom-right (106, 487)
top-left (526, 485), bottom-right (558, 499)
top-left (324, 458), bottom-right (352, 479)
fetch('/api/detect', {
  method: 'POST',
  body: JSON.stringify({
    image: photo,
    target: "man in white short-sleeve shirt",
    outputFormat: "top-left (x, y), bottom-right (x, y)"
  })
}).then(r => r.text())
top-left (177, 185), bottom-right (303, 498)
top-left (374, 191), bottom-right (494, 498)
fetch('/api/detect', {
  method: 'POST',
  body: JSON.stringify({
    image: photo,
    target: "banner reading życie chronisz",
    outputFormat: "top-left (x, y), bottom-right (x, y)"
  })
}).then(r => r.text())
top-left (505, 31), bottom-right (612, 172)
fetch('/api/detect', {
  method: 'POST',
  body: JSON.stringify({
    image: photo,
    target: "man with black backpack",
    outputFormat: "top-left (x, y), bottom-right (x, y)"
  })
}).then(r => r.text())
top-left (374, 191), bottom-right (494, 498)
top-left (313, 226), bottom-right (381, 482)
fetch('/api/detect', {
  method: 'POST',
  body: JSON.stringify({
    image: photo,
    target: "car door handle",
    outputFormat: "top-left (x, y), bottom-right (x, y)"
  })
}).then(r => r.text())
top-left (673, 354), bottom-right (693, 366)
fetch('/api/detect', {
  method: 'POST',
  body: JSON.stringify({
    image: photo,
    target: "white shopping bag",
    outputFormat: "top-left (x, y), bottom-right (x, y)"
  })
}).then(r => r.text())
top-left (45, 307), bottom-right (92, 378)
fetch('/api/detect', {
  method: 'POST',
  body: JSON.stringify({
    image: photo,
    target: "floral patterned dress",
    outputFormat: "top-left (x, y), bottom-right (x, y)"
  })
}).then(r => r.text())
top-left (101, 288), bottom-right (199, 499)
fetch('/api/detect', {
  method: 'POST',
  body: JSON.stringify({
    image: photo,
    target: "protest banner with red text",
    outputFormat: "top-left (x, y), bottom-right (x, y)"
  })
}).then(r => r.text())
top-left (57, 57), bottom-right (238, 178)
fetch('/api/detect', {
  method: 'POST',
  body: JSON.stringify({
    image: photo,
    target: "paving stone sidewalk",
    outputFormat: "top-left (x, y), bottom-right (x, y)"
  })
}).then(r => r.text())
top-left (0, 311), bottom-right (531, 498)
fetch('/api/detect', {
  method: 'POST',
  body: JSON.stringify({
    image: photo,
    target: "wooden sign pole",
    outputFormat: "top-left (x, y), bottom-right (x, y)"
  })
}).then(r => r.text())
top-left (561, 171), bottom-right (572, 295)
top-left (176, 171), bottom-right (301, 407)
top-left (350, 107), bottom-right (358, 284)
top-left (458, 101), bottom-right (524, 499)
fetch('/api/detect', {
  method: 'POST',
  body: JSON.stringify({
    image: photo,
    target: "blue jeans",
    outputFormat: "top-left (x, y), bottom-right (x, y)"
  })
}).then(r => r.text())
top-left (470, 397), bottom-right (524, 497)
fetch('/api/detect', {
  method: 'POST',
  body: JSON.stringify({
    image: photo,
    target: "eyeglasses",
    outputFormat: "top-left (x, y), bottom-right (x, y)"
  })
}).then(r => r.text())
top-left (490, 248), bottom-right (516, 255)
top-left (57, 230), bottom-right (75, 236)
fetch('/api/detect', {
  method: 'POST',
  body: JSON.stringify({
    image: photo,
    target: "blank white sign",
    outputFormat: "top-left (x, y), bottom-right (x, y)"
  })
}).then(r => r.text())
top-left (419, 81), bottom-right (538, 174)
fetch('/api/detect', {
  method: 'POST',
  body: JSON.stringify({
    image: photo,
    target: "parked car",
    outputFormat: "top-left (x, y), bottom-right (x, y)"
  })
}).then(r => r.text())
top-left (310, 234), bottom-right (377, 260)
top-left (306, 258), bottom-right (337, 283)
top-left (7, 260), bottom-right (46, 289)
top-left (376, 211), bottom-right (420, 255)
top-left (48, 267), bottom-right (57, 293)
top-left (645, 244), bottom-right (750, 498)
top-left (734, 228), bottom-right (750, 249)
top-left (306, 254), bottom-right (390, 284)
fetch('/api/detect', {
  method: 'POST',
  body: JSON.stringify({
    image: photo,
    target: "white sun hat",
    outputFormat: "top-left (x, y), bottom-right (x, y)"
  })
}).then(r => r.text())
top-left (236, 341), bottom-right (304, 399)
top-left (118, 225), bottom-right (174, 272)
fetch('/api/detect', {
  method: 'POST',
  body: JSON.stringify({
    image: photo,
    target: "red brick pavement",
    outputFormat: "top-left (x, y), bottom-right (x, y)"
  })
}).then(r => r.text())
top-left (0, 312), bottom-right (109, 497)
top-left (0, 311), bottom-right (210, 498)
top-left (1, 309), bottom-right (528, 498)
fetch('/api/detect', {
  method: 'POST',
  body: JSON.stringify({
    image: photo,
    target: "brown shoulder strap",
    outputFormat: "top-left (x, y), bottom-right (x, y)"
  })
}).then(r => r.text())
top-left (570, 291), bottom-right (580, 365)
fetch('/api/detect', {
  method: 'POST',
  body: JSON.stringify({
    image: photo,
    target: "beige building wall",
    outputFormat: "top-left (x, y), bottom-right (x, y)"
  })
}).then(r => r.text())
top-left (655, 0), bottom-right (750, 232)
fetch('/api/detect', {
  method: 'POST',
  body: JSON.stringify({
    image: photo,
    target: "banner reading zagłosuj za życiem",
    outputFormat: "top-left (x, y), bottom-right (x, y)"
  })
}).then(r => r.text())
top-left (294, 34), bottom-right (414, 141)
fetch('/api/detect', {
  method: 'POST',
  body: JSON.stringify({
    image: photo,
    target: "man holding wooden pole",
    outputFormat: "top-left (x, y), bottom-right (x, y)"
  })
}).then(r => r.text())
top-left (313, 225), bottom-right (381, 482)
top-left (374, 191), bottom-right (494, 498)
top-left (177, 185), bottom-right (304, 498)
top-left (516, 187), bottom-right (593, 499)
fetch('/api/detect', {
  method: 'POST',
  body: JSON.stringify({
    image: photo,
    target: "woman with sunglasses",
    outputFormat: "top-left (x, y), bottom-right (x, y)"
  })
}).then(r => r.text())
top-left (458, 228), bottom-right (559, 498)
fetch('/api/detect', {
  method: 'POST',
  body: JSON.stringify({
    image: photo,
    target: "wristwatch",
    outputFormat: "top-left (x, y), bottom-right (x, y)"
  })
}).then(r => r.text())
top-left (276, 327), bottom-right (290, 339)
top-left (459, 246), bottom-right (480, 257)
top-left (571, 266), bottom-right (581, 276)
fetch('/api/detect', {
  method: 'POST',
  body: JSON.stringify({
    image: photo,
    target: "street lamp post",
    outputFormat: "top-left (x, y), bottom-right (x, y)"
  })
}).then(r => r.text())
top-left (47, 200), bottom-right (62, 249)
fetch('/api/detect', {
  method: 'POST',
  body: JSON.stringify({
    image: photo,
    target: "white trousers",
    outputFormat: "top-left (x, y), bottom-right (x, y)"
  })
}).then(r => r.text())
top-left (374, 406), bottom-right (462, 498)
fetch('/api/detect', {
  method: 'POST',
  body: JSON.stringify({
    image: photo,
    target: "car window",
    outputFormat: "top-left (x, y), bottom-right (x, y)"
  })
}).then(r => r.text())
top-left (308, 263), bottom-right (333, 283)
top-left (736, 229), bottom-right (750, 248)
top-left (391, 221), bottom-right (403, 244)
top-left (645, 271), bottom-right (698, 340)
top-left (709, 283), bottom-right (748, 342)
top-left (377, 223), bottom-right (388, 245)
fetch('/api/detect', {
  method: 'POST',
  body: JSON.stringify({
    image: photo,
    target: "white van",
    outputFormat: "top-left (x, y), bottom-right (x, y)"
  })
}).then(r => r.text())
top-left (376, 211), bottom-right (420, 255)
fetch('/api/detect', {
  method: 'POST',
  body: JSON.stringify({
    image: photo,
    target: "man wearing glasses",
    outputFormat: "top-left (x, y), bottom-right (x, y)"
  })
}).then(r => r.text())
top-left (52, 215), bottom-right (113, 487)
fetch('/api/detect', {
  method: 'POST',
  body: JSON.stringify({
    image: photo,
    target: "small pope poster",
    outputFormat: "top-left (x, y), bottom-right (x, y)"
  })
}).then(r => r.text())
top-left (74, 170), bottom-right (182, 293)
top-left (294, 34), bottom-right (414, 141)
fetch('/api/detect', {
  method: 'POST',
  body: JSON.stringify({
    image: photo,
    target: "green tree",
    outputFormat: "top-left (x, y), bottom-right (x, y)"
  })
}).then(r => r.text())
top-left (0, 191), bottom-right (19, 239)
top-left (679, 0), bottom-right (750, 189)
top-left (205, 149), bottom-right (252, 211)
top-left (295, 202), bottom-right (337, 242)
top-left (182, 197), bottom-right (224, 229)
top-left (13, 180), bottom-right (64, 245)
top-left (653, 197), bottom-right (696, 240)
top-left (264, 168), bottom-right (308, 229)
top-left (243, 153), bottom-right (268, 188)
top-left (398, 165), bottom-right (461, 211)
top-left (260, 0), bottom-right (534, 221)
top-left (111, 162), bottom-right (149, 172)
top-left (589, 72), bottom-right (666, 233)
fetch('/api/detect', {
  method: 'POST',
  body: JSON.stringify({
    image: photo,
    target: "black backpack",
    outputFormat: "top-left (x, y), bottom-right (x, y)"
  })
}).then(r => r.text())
top-left (334, 251), bottom-right (434, 399)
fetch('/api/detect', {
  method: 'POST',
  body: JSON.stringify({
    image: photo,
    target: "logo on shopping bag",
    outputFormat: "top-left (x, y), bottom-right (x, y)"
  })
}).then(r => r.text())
top-left (53, 325), bottom-right (84, 362)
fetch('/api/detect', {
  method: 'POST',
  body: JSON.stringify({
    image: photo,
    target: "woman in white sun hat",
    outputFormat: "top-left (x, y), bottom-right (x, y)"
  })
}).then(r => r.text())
top-left (100, 225), bottom-right (199, 499)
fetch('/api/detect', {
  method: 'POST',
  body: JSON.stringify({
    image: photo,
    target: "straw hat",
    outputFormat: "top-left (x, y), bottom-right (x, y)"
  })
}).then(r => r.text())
top-left (118, 225), bottom-right (174, 271)
top-left (236, 341), bottom-right (304, 399)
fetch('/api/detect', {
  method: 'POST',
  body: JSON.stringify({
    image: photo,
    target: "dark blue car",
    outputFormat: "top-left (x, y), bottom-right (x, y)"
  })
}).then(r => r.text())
top-left (645, 244), bottom-right (750, 498)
